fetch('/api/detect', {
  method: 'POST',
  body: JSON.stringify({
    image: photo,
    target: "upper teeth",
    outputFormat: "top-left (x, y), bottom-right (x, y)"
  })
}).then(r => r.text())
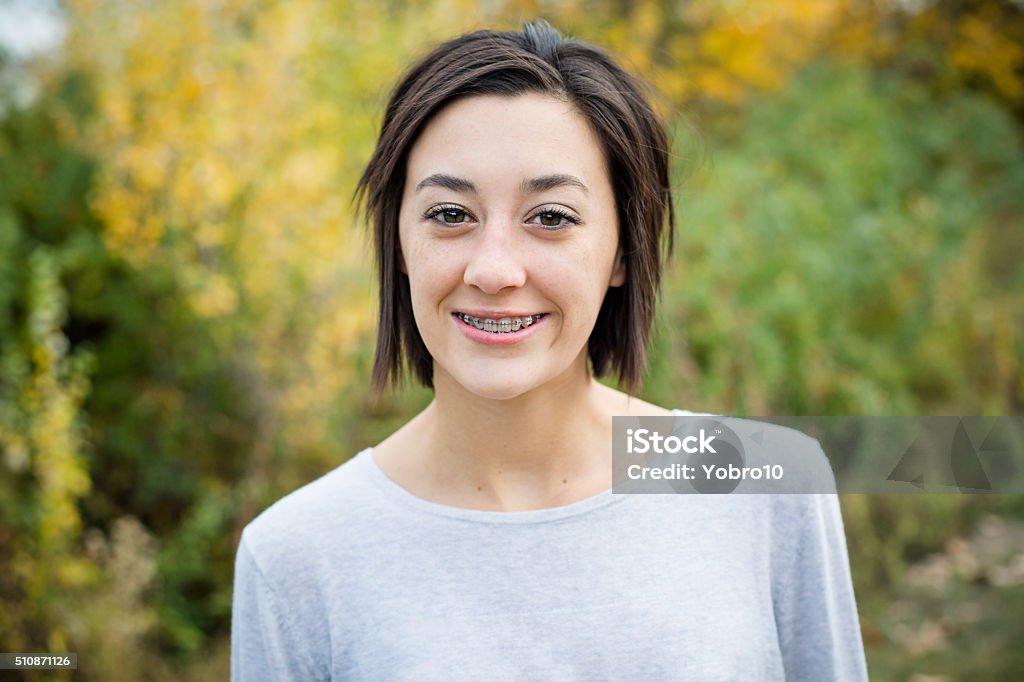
top-left (457, 313), bottom-right (544, 333)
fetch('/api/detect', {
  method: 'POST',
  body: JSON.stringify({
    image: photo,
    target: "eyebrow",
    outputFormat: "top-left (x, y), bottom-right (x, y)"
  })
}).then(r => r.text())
top-left (415, 174), bottom-right (475, 194)
top-left (522, 174), bottom-right (590, 196)
top-left (414, 173), bottom-right (590, 197)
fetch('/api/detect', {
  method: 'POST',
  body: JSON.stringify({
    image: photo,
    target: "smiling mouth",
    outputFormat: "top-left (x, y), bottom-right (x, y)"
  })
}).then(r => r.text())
top-left (455, 312), bottom-right (546, 334)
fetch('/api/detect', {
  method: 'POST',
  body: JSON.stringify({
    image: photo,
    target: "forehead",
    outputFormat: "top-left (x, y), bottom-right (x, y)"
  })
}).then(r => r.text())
top-left (404, 93), bottom-right (611, 195)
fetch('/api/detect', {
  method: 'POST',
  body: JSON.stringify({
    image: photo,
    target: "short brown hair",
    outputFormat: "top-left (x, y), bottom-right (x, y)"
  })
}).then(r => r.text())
top-left (356, 19), bottom-right (674, 394)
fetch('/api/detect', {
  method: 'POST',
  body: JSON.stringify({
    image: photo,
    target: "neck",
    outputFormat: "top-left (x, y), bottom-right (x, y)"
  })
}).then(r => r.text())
top-left (417, 353), bottom-right (615, 510)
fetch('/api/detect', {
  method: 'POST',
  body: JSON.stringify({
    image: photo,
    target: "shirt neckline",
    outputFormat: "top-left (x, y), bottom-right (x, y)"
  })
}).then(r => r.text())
top-left (359, 447), bottom-right (625, 524)
top-left (356, 408), bottom-right (702, 525)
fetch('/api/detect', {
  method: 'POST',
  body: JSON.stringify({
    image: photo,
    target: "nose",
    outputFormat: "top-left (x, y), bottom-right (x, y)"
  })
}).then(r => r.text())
top-left (462, 218), bottom-right (527, 294)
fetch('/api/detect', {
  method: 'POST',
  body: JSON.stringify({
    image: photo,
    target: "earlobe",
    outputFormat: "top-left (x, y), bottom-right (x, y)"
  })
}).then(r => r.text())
top-left (609, 250), bottom-right (626, 287)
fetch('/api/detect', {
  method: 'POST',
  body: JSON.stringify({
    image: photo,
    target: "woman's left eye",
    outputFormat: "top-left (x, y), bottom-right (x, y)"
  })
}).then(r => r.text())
top-left (530, 209), bottom-right (580, 230)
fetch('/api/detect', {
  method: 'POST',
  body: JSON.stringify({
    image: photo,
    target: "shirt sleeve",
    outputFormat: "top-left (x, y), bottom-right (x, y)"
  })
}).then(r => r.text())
top-left (771, 492), bottom-right (870, 681)
top-left (231, 533), bottom-right (327, 682)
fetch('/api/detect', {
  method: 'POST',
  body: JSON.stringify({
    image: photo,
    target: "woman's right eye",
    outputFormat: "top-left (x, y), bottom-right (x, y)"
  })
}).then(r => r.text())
top-left (424, 205), bottom-right (471, 225)
top-left (439, 208), bottom-right (467, 224)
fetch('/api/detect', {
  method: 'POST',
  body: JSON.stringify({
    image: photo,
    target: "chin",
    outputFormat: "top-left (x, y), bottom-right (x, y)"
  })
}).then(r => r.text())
top-left (445, 366), bottom-right (548, 401)
top-left (462, 378), bottom-right (539, 401)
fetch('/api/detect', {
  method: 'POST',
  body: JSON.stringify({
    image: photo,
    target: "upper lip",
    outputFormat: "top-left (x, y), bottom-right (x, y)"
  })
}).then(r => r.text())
top-left (453, 309), bottom-right (544, 319)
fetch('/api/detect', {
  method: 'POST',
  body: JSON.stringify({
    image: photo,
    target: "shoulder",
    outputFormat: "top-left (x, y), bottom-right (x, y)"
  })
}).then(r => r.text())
top-left (658, 411), bottom-right (845, 544)
top-left (677, 412), bottom-right (838, 494)
top-left (239, 449), bottom-right (383, 578)
top-left (231, 457), bottom-right (379, 682)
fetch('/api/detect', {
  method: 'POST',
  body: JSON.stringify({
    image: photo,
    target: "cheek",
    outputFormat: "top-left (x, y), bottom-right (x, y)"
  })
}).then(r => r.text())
top-left (565, 234), bottom-right (620, 297)
top-left (402, 238), bottom-right (462, 302)
top-left (533, 245), bottom-right (615, 315)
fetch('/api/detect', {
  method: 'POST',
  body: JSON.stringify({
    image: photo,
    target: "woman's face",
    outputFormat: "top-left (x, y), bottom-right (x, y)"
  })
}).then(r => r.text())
top-left (398, 93), bottom-right (624, 400)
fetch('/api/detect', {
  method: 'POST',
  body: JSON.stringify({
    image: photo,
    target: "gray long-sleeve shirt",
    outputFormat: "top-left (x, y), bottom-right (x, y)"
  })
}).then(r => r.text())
top-left (231, 424), bottom-right (868, 681)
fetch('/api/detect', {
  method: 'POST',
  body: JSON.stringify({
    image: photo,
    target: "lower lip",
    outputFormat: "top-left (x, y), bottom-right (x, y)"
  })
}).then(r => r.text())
top-left (452, 313), bottom-right (546, 346)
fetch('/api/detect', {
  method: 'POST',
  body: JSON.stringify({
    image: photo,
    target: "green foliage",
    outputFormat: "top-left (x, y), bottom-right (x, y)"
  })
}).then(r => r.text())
top-left (0, 71), bottom-right (259, 677)
top-left (646, 62), bottom-right (1024, 418)
top-left (0, 71), bottom-right (98, 666)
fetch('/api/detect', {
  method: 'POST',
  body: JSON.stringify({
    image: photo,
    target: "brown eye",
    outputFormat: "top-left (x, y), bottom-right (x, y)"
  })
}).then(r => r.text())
top-left (538, 211), bottom-right (563, 228)
top-left (530, 207), bottom-right (579, 230)
top-left (441, 208), bottom-right (467, 224)
top-left (424, 205), bottom-right (472, 226)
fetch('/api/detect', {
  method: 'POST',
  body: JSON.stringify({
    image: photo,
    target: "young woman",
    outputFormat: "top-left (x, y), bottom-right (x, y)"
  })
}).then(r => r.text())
top-left (231, 21), bottom-right (868, 681)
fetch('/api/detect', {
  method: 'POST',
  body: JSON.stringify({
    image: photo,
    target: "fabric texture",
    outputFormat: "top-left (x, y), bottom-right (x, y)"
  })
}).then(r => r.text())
top-left (231, 413), bottom-right (869, 681)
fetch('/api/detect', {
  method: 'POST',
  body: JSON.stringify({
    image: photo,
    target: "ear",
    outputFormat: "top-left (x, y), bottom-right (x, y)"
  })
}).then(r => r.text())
top-left (398, 247), bottom-right (407, 275)
top-left (608, 248), bottom-right (626, 287)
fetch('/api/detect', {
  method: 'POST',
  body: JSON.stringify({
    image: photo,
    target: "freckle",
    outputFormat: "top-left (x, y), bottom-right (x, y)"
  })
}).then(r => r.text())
top-left (562, 479), bottom-right (567, 484)
top-left (476, 486), bottom-right (482, 491)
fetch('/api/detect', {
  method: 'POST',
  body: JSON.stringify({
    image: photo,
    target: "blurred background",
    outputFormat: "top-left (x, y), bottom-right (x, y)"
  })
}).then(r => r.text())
top-left (1, 0), bottom-right (1022, 679)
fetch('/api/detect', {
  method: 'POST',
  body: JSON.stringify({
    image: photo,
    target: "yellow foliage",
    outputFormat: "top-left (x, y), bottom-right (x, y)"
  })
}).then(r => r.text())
top-left (0, 251), bottom-right (96, 655)
top-left (952, 15), bottom-right (1024, 101)
top-left (63, 0), bottom-right (375, 463)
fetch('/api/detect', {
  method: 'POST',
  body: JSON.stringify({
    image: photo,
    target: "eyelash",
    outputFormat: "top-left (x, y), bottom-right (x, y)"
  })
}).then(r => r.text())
top-left (421, 204), bottom-right (582, 230)
top-left (531, 207), bottom-right (582, 229)
top-left (422, 204), bottom-right (470, 225)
